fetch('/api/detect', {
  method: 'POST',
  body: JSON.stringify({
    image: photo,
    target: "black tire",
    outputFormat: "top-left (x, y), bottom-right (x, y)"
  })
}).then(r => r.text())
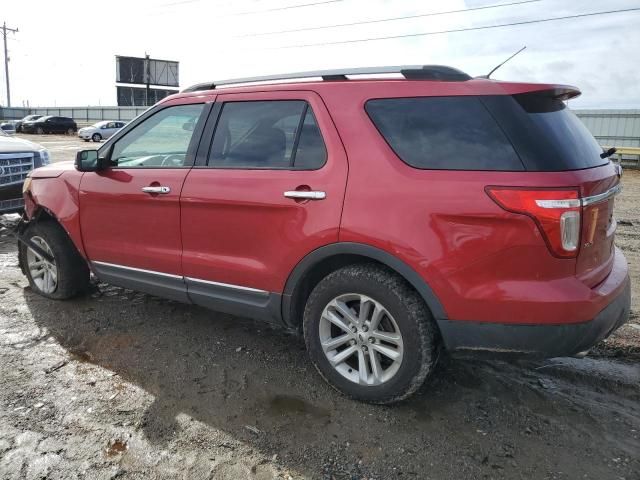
top-left (36, 127), bottom-right (44, 134)
top-left (19, 221), bottom-right (90, 300)
top-left (91, 133), bottom-right (102, 142)
top-left (303, 263), bottom-right (439, 404)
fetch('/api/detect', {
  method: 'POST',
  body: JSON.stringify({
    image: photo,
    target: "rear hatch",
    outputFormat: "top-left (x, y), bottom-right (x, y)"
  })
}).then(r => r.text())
top-left (481, 90), bottom-right (621, 286)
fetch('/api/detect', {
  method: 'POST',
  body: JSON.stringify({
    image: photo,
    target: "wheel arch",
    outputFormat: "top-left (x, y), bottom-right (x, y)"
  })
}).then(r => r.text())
top-left (281, 242), bottom-right (447, 329)
top-left (25, 204), bottom-right (87, 261)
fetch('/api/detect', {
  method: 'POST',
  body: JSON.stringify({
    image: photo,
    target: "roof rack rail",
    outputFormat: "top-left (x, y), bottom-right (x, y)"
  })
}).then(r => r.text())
top-left (182, 65), bottom-right (471, 93)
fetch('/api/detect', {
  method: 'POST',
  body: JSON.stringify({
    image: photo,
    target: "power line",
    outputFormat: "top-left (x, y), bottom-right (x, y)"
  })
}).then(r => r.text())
top-left (233, 0), bottom-right (343, 15)
top-left (272, 7), bottom-right (640, 49)
top-left (157, 0), bottom-right (342, 17)
top-left (241, 0), bottom-right (541, 37)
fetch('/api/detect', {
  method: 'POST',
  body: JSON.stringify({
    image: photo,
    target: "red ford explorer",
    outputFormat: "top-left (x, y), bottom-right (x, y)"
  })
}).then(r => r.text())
top-left (18, 66), bottom-right (630, 404)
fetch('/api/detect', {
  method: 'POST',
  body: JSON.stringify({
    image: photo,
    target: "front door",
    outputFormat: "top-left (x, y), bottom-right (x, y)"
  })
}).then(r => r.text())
top-left (180, 91), bottom-right (348, 320)
top-left (79, 102), bottom-right (208, 301)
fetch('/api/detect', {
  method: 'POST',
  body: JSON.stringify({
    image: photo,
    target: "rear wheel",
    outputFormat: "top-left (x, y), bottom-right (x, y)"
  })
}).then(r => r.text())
top-left (36, 127), bottom-right (44, 134)
top-left (303, 264), bottom-right (439, 404)
top-left (19, 221), bottom-right (90, 299)
top-left (67, 127), bottom-right (75, 135)
top-left (91, 133), bottom-right (102, 142)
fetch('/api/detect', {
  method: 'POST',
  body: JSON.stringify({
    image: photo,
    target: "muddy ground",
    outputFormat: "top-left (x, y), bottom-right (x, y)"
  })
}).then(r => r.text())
top-left (0, 134), bottom-right (638, 479)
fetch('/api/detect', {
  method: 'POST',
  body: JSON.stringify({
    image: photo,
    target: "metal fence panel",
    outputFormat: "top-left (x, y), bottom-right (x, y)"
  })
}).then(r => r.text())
top-left (574, 109), bottom-right (640, 148)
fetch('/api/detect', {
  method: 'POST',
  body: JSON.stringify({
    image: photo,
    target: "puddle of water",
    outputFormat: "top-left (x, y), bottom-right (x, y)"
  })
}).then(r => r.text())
top-left (68, 349), bottom-right (92, 363)
top-left (267, 395), bottom-right (330, 420)
top-left (105, 439), bottom-right (127, 457)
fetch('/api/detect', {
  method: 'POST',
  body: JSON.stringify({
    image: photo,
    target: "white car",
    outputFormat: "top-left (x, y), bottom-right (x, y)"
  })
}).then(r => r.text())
top-left (78, 121), bottom-right (126, 142)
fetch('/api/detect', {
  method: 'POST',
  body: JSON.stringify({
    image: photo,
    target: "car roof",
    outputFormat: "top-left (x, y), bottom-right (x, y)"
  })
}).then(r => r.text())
top-left (170, 65), bottom-right (579, 105)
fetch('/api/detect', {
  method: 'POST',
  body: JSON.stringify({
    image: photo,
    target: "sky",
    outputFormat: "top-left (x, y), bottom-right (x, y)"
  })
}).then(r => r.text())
top-left (2, 0), bottom-right (640, 109)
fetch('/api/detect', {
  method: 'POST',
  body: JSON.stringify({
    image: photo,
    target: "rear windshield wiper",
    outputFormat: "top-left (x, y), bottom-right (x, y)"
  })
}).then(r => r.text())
top-left (600, 147), bottom-right (617, 159)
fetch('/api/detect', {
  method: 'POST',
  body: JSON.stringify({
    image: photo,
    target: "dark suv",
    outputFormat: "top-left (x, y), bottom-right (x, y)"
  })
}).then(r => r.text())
top-left (22, 116), bottom-right (77, 135)
top-left (18, 66), bottom-right (630, 404)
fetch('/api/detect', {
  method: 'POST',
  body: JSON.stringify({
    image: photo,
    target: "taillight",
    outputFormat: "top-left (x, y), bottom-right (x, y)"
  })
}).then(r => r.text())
top-left (486, 187), bottom-right (581, 258)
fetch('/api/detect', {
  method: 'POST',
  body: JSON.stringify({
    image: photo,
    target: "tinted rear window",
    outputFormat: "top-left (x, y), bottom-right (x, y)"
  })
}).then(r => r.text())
top-left (482, 93), bottom-right (607, 171)
top-left (365, 97), bottom-right (524, 171)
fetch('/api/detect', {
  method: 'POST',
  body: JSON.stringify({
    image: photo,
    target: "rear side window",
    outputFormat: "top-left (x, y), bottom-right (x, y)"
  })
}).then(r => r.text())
top-left (208, 101), bottom-right (326, 170)
top-left (365, 97), bottom-right (524, 171)
top-left (482, 93), bottom-right (608, 171)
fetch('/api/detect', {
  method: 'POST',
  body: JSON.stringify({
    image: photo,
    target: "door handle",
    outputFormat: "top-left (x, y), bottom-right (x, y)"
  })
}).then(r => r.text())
top-left (284, 190), bottom-right (326, 200)
top-left (142, 186), bottom-right (171, 194)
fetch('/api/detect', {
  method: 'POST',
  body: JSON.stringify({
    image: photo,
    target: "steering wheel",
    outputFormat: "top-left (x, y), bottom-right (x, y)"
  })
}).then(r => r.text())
top-left (160, 154), bottom-right (184, 167)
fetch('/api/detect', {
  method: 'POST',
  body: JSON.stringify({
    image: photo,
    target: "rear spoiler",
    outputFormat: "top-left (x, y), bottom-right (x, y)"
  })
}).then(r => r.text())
top-left (531, 86), bottom-right (582, 101)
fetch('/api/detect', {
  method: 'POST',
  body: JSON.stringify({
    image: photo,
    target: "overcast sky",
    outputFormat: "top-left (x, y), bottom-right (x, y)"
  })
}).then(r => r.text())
top-left (3, 0), bottom-right (640, 108)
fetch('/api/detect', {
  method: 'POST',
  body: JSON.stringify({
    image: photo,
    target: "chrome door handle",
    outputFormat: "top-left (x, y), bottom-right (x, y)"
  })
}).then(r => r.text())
top-left (284, 191), bottom-right (326, 200)
top-left (142, 186), bottom-right (171, 194)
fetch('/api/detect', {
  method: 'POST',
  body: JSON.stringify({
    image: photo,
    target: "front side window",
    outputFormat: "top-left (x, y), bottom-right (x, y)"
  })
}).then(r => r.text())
top-left (365, 97), bottom-right (524, 171)
top-left (110, 104), bottom-right (204, 168)
top-left (208, 100), bottom-right (326, 169)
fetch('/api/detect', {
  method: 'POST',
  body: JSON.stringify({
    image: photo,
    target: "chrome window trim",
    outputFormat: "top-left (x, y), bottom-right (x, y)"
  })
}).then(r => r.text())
top-left (91, 260), bottom-right (268, 294)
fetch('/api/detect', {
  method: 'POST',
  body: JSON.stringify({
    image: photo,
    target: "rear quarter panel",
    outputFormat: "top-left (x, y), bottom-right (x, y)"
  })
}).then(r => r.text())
top-left (321, 84), bottom-right (619, 325)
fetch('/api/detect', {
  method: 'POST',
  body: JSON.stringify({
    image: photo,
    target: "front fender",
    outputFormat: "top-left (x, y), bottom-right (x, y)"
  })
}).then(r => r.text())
top-left (25, 171), bottom-right (87, 259)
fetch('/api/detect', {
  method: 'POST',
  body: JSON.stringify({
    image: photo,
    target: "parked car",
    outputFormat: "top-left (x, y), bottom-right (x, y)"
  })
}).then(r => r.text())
top-left (0, 129), bottom-right (50, 214)
top-left (78, 121), bottom-right (127, 142)
top-left (15, 115), bottom-right (43, 133)
top-left (0, 121), bottom-right (17, 135)
top-left (17, 66), bottom-right (630, 404)
top-left (21, 116), bottom-right (77, 134)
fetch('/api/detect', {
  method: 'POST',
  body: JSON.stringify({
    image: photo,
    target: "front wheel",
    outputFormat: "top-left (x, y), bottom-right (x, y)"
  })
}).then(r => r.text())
top-left (19, 221), bottom-right (90, 299)
top-left (91, 133), bottom-right (102, 142)
top-left (303, 264), bottom-right (439, 404)
top-left (67, 128), bottom-right (76, 135)
top-left (36, 127), bottom-right (44, 134)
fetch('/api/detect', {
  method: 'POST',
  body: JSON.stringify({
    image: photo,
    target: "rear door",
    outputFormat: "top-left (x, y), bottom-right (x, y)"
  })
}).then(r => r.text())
top-left (180, 90), bottom-right (348, 318)
top-left (104, 122), bottom-right (118, 138)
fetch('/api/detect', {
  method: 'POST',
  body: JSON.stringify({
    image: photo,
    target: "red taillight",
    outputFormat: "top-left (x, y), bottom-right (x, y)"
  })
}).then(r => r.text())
top-left (486, 187), bottom-right (581, 258)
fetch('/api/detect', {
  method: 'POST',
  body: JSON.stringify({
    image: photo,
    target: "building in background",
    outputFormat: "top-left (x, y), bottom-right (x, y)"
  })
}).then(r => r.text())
top-left (575, 110), bottom-right (640, 148)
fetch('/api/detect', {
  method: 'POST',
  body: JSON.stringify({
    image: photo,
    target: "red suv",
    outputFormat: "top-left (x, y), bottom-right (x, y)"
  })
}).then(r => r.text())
top-left (18, 66), bottom-right (630, 404)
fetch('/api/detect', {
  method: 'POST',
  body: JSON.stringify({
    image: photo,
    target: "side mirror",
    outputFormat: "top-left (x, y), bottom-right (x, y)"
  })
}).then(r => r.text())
top-left (75, 150), bottom-right (108, 172)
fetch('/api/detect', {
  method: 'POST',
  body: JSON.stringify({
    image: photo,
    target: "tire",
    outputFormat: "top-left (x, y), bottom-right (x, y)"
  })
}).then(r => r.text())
top-left (67, 128), bottom-right (76, 135)
top-left (303, 263), bottom-right (439, 404)
top-left (91, 133), bottom-right (102, 142)
top-left (19, 221), bottom-right (90, 300)
top-left (36, 127), bottom-right (44, 134)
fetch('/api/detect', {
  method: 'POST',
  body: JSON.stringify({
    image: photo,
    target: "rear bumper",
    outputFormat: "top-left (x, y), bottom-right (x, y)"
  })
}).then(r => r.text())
top-left (438, 255), bottom-right (631, 358)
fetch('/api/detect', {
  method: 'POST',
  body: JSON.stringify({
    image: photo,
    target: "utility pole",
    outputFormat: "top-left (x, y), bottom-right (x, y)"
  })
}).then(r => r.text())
top-left (2, 22), bottom-right (18, 107)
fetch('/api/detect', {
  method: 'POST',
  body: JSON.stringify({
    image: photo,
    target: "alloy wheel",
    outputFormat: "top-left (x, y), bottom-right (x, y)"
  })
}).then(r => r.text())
top-left (26, 236), bottom-right (58, 294)
top-left (319, 293), bottom-right (404, 386)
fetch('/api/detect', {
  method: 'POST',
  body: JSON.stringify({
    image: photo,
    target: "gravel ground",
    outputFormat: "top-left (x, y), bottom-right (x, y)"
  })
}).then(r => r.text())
top-left (0, 134), bottom-right (638, 479)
